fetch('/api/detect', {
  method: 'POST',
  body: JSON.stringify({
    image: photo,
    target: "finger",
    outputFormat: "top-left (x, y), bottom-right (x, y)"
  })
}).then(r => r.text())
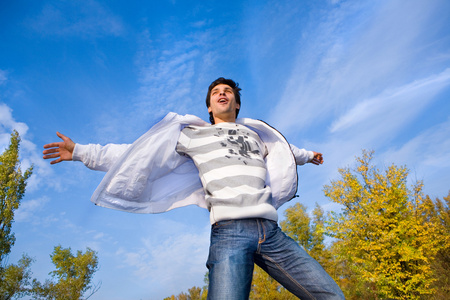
top-left (50, 158), bottom-right (62, 164)
top-left (313, 157), bottom-right (324, 165)
top-left (56, 131), bottom-right (69, 141)
top-left (43, 153), bottom-right (61, 160)
top-left (43, 148), bottom-right (59, 154)
top-left (43, 142), bottom-right (63, 149)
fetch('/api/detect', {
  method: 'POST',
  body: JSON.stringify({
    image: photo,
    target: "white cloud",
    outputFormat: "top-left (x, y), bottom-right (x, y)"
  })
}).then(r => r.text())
top-left (0, 69), bottom-right (7, 85)
top-left (330, 68), bottom-right (450, 134)
top-left (115, 220), bottom-right (210, 295)
top-left (92, 27), bottom-right (221, 142)
top-left (380, 117), bottom-right (450, 196)
top-left (29, 0), bottom-right (124, 38)
top-left (15, 196), bottom-right (50, 223)
top-left (0, 103), bottom-right (59, 192)
top-left (268, 0), bottom-right (449, 134)
top-left (0, 103), bottom-right (29, 138)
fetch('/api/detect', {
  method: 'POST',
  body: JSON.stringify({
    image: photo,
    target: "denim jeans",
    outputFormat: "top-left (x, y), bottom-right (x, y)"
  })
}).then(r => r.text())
top-left (206, 218), bottom-right (345, 300)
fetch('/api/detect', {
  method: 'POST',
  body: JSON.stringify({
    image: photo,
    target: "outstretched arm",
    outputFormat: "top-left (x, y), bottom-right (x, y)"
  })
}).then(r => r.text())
top-left (43, 132), bottom-right (75, 164)
top-left (290, 144), bottom-right (324, 166)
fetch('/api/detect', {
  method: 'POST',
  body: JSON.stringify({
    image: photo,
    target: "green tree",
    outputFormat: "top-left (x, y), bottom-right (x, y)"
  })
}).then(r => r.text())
top-left (0, 131), bottom-right (33, 299)
top-left (0, 254), bottom-right (33, 300)
top-left (324, 150), bottom-right (444, 299)
top-left (0, 131), bottom-right (33, 264)
top-left (32, 246), bottom-right (99, 300)
top-left (281, 203), bottom-right (331, 270)
top-left (281, 203), bottom-right (311, 247)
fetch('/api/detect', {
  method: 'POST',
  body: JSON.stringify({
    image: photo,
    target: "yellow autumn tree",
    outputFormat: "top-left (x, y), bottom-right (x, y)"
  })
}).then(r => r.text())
top-left (324, 150), bottom-right (444, 299)
top-left (163, 285), bottom-right (207, 299)
top-left (428, 192), bottom-right (450, 299)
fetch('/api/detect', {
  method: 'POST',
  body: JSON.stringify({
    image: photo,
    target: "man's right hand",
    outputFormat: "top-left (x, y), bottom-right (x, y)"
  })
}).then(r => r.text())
top-left (43, 132), bottom-right (75, 164)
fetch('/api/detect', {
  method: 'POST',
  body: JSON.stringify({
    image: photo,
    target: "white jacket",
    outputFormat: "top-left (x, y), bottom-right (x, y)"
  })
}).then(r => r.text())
top-left (73, 112), bottom-right (313, 214)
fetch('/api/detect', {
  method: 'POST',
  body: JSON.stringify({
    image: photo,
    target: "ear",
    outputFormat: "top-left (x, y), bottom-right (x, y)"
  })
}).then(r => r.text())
top-left (236, 103), bottom-right (240, 109)
top-left (208, 106), bottom-right (212, 113)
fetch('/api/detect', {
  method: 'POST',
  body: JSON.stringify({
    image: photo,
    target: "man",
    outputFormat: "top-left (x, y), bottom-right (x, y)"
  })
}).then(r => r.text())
top-left (43, 78), bottom-right (345, 299)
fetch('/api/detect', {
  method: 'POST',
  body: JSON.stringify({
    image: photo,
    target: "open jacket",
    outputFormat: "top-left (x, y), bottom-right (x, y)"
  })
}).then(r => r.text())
top-left (73, 112), bottom-right (313, 214)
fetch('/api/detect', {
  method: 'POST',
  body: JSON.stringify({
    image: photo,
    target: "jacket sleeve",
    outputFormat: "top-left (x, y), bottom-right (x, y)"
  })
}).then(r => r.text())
top-left (72, 143), bottom-right (131, 172)
top-left (289, 144), bottom-right (314, 166)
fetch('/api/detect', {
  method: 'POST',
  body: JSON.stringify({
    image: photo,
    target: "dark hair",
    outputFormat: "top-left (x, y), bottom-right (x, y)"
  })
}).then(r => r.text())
top-left (205, 77), bottom-right (242, 124)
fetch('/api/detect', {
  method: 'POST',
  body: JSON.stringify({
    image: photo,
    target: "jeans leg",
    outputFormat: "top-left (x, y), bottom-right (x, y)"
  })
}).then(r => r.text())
top-left (206, 220), bottom-right (257, 300)
top-left (255, 220), bottom-right (345, 300)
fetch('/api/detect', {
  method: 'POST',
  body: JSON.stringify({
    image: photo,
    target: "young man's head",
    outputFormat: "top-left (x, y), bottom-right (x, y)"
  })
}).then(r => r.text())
top-left (206, 77), bottom-right (242, 124)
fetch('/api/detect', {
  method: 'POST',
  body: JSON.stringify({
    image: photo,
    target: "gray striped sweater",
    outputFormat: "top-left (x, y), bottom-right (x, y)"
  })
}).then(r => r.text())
top-left (176, 122), bottom-right (278, 223)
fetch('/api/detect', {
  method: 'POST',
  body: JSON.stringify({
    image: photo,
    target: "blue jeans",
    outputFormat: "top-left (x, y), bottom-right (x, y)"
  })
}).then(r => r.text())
top-left (206, 218), bottom-right (345, 300)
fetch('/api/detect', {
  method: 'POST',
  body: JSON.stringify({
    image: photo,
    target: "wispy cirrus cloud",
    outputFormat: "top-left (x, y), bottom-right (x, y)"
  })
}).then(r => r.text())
top-left (114, 219), bottom-right (210, 297)
top-left (330, 68), bottom-right (450, 136)
top-left (28, 0), bottom-right (124, 38)
top-left (381, 117), bottom-right (450, 197)
top-left (15, 196), bottom-right (50, 223)
top-left (269, 0), bottom-right (449, 135)
top-left (93, 21), bottom-right (234, 142)
top-left (0, 70), bottom-right (7, 85)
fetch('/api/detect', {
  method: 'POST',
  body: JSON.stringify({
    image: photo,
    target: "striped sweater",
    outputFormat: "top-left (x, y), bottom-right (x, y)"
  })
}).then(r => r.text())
top-left (176, 122), bottom-right (278, 223)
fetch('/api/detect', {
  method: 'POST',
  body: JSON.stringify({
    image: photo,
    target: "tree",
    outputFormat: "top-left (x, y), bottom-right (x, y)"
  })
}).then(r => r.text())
top-left (324, 150), bottom-right (444, 299)
top-left (428, 192), bottom-right (450, 299)
top-left (0, 131), bottom-right (33, 264)
top-left (281, 203), bottom-right (331, 270)
top-left (0, 131), bottom-right (33, 299)
top-left (0, 254), bottom-right (33, 300)
top-left (32, 246), bottom-right (99, 300)
top-left (163, 286), bottom-right (207, 300)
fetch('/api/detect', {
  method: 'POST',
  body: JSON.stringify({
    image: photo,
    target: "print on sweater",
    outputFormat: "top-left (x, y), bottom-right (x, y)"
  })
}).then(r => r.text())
top-left (215, 128), bottom-right (261, 163)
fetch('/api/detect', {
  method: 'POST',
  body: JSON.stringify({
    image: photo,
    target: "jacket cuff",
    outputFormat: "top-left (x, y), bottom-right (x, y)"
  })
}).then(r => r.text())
top-left (307, 151), bottom-right (314, 162)
top-left (72, 144), bottom-right (87, 162)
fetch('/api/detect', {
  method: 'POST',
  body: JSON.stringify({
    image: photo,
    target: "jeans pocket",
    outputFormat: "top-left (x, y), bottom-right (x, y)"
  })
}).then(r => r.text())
top-left (212, 219), bottom-right (235, 229)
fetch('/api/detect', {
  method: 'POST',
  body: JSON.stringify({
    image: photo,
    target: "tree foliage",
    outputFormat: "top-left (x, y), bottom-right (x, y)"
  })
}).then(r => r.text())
top-left (163, 286), bottom-right (207, 300)
top-left (428, 192), bottom-right (450, 299)
top-left (281, 202), bottom-right (332, 270)
top-left (0, 131), bottom-right (33, 299)
top-left (324, 150), bottom-right (445, 299)
top-left (0, 131), bottom-right (32, 264)
top-left (0, 254), bottom-right (33, 300)
top-left (32, 246), bottom-right (99, 300)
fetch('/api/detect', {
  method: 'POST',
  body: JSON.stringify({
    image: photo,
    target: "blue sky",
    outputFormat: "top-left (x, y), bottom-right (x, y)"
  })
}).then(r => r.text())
top-left (1, 0), bottom-right (449, 299)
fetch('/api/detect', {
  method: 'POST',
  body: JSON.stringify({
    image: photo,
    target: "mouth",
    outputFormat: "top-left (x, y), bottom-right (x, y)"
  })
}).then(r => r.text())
top-left (218, 97), bottom-right (228, 104)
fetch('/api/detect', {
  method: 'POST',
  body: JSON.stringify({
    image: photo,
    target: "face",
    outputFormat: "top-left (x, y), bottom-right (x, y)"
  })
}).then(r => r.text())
top-left (208, 84), bottom-right (240, 123)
